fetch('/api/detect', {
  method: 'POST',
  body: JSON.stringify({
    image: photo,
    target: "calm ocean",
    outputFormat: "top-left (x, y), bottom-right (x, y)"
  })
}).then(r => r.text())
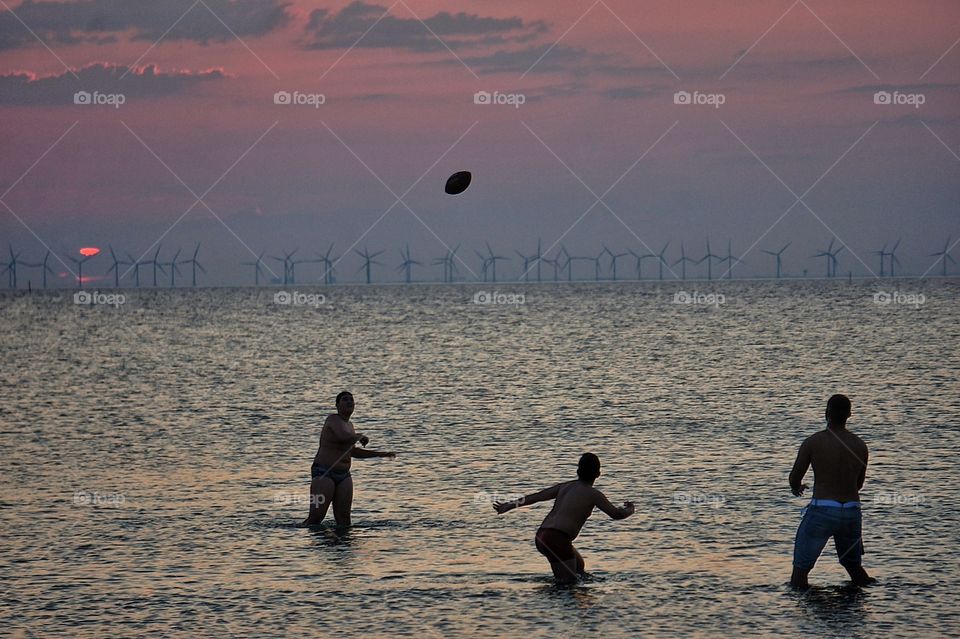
top-left (2, 279), bottom-right (958, 637)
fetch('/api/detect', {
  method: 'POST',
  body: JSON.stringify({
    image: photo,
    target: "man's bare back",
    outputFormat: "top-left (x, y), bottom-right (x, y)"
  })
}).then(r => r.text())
top-left (790, 428), bottom-right (868, 502)
top-left (493, 453), bottom-right (634, 584)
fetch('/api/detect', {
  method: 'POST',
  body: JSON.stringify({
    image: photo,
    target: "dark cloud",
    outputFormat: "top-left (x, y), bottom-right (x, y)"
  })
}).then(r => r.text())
top-left (302, 1), bottom-right (547, 51)
top-left (0, 63), bottom-right (228, 105)
top-left (0, 0), bottom-right (292, 51)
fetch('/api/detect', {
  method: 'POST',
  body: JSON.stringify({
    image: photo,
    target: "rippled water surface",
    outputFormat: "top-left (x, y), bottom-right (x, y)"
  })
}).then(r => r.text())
top-left (2, 280), bottom-right (959, 637)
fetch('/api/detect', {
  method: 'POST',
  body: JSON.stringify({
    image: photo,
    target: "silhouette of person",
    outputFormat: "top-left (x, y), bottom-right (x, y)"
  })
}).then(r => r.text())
top-left (789, 394), bottom-right (876, 588)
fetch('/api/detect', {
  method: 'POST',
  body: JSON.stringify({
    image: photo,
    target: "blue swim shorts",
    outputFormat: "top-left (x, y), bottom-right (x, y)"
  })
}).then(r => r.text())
top-left (793, 504), bottom-right (864, 571)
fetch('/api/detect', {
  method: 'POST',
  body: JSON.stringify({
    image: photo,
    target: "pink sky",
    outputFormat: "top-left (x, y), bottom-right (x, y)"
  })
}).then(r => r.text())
top-left (1, 0), bottom-right (958, 284)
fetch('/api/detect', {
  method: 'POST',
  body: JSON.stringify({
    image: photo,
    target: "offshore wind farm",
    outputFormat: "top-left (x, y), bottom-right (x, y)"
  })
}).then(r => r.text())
top-left (1, 236), bottom-right (957, 289)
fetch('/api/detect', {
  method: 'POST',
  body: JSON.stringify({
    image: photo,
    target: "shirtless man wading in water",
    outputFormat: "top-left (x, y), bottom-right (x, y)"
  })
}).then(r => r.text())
top-left (789, 394), bottom-right (876, 588)
top-left (300, 391), bottom-right (395, 527)
top-left (493, 453), bottom-right (635, 584)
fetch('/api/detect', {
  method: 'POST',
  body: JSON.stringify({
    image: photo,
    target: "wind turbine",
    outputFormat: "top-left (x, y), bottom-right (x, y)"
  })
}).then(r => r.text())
top-left (515, 239), bottom-right (543, 282)
top-left (20, 251), bottom-right (55, 289)
top-left (655, 242), bottom-right (671, 280)
top-left (433, 244), bottom-right (461, 283)
top-left (813, 238), bottom-right (844, 278)
top-left (68, 251), bottom-right (96, 289)
top-left (871, 243), bottom-right (888, 277)
top-left (556, 246), bottom-right (572, 282)
top-left (125, 252), bottom-right (148, 288)
top-left (315, 243), bottom-right (338, 285)
top-left (162, 248), bottom-right (182, 287)
top-left (673, 241), bottom-right (696, 280)
top-left (482, 242), bottom-right (508, 283)
top-left (888, 238), bottom-right (902, 277)
top-left (720, 239), bottom-right (743, 279)
top-left (2, 245), bottom-right (20, 288)
top-left (761, 242), bottom-right (790, 279)
top-left (541, 256), bottom-right (560, 281)
top-left (929, 237), bottom-right (956, 276)
top-left (591, 251), bottom-right (603, 281)
top-left (176, 243), bottom-right (205, 287)
top-left (269, 249), bottom-right (298, 285)
top-left (396, 244), bottom-right (421, 283)
top-left (148, 244), bottom-right (164, 287)
top-left (105, 245), bottom-right (131, 288)
top-left (696, 238), bottom-right (722, 280)
top-left (626, 248), bottom-right (656, 280)
top-left (355, 247), bottom-right (383, 284)
top-left (603, 245), bottom-right (630, 281)
top-left (474, 248), bottom-right (490, 282)
top-left (241, 251), bottom-right (266, 286)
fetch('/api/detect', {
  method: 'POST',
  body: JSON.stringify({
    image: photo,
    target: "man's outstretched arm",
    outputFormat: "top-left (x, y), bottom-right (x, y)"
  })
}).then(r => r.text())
top-left (493, 483), bottom-right (564, 514)
top-left (594, 491), bottom-right (635, 519)
top-left (789, 439), bottom-right (811, 496)
top-left (352, 447), bottom-right (395, 459)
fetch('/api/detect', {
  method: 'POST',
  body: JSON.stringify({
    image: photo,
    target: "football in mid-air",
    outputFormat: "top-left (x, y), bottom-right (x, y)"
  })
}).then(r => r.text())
top-left (444, 171), bottom-right (472, 195)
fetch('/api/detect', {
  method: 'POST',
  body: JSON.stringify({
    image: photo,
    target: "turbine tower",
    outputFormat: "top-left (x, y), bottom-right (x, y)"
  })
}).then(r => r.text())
top-left (813, 238), bottom-right (845, 278)
top-left (105, 245), bottom-right (131, 288)
top-left (603, 244), bottom-right (630, 281)
top-left (162, 248), bottom-right (182, 287)
top-left (20, 251), bottom-right (55, 289)
top-left (515, 239), bottom-right (543, 282)
top-left (696, 238), bottom-right (722, 281)
top-left (269, 249), bottom-right (298, 286)
top-left (761, 242), bottom-right (791, 279)
top-left (887, 238), bottom-right (901, 278)
top-left (720, 239), bottom-right (743, 279)
top-left (673, 241), bottom-right (696, 280)
top-left (149, 244), bottom-right (164, 287)
top-left (929, 237), bottom-right (956, 277)
top-left (482, 242), bottom-right (508, 283)
top-left (241, 251), bottom-right (267, 286)
top-left (397, 244), bottom-right (421, 284)
top-left (871, 243), bottom-right (888, 277)
top-left (125, 252), bottom-right (148, 288)
top-left (2, 244), bottom-right (20, 288)
top-left (179, 243), bottom-right (206, 287)
top-left (67, 251), bottom-right (96, 289)
top-left (315, 243), bottom-right (338, 285)
top-left (355, 247), bottom-right (384, 284)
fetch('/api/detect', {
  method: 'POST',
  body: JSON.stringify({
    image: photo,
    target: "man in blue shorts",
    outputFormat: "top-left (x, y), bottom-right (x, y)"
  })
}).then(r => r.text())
top-left (789, 394), bottom-right (876, 588)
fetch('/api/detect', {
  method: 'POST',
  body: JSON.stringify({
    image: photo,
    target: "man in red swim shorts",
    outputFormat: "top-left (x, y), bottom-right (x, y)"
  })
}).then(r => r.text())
top-left (494, 453), bottom-right (635, 584)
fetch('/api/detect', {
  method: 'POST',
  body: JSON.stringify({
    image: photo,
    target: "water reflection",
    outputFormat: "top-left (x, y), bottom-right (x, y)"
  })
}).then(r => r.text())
top-left (794, 583), bottom-right (870, 631)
